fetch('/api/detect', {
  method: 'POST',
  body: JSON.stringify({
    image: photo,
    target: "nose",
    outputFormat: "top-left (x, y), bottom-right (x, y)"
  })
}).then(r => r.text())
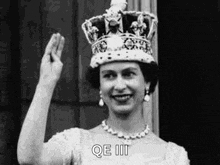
top-left (114, 76), bottom-right (126, 91)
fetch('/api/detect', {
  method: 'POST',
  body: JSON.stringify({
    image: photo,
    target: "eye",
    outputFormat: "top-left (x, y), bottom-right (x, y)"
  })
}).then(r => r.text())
top-left (123, 72), bottom-right (135, 78)
top-left (103, 73), bottom-right (115, 79)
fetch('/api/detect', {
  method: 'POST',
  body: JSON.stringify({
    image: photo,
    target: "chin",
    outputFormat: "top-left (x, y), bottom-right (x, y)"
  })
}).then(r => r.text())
top-left (112, 108), bottom-right (133, 119)
top-left (111, 105), bottom-right (133, 114)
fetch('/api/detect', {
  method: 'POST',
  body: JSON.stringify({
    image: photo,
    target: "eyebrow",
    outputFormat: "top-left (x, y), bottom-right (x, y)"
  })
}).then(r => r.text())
top-left (101, 67), bottom-right (138, 74)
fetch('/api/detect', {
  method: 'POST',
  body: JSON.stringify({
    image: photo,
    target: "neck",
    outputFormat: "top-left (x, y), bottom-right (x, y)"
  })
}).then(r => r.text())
top-left (106, 107), bottom-right (146, 135)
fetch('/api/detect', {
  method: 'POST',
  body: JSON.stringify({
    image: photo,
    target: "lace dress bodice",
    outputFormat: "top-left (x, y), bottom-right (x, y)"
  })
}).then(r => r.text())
top-left (44, 128), bottom-right (190, 165)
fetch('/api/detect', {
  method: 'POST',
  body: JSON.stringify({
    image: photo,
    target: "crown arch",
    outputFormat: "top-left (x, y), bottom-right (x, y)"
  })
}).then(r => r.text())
top-left (128, 0), bottom-right (159, 136)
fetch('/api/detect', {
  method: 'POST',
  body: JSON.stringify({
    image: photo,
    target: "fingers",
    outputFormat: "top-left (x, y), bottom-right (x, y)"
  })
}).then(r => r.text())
top-left (45, 34), bottom-right (57, 55)
top-left (42, 34), bottom-right (56, 64)
top-left (43, 33), bottom-right (65, 63)
top-left (52, 34), bottom-right (60, 53)
top-left (57, 36), bottom-right (65, 59)
top-left (51, 33), bottom-right (65, 62)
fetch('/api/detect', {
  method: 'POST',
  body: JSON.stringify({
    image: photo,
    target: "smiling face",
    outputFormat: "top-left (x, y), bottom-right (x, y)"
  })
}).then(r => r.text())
top-left (100, 61), bottom-right (149, 115)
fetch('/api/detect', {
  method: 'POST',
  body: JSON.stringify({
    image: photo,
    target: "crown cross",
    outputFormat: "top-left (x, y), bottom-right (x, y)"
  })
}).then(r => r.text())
top-left (107, 18), bottom-right (123, 34)
top-left (105, 11), bottom-right (123, 35)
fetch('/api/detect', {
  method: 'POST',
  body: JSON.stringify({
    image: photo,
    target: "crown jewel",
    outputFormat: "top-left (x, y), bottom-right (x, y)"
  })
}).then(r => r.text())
top-left (82, 0), bottom-right (158, 68)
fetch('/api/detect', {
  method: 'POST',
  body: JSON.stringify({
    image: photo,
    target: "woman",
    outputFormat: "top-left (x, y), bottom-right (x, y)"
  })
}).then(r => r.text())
top-left (17, 0), bottom-right (190, 164)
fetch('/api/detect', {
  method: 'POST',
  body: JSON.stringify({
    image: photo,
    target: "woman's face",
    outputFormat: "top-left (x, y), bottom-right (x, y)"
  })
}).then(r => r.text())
top-left (100, 61), bottom-right (149, 114)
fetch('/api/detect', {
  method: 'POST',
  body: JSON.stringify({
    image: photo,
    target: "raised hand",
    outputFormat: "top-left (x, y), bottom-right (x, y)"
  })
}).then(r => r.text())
top-left (39, 33), bottom-right (65, 87)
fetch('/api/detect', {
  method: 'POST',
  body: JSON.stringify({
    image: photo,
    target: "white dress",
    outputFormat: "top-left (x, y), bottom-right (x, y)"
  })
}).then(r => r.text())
top-left (44, 127), bottom-right (190, 165)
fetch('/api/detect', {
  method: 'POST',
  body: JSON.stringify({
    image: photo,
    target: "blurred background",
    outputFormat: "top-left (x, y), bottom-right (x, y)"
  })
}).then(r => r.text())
top-left (0, 0), bottom-right (219, 164)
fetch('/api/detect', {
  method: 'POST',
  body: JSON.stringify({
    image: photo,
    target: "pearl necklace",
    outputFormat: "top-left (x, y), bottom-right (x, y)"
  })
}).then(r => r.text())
top-left (101, 120), bottom-right (150, 145)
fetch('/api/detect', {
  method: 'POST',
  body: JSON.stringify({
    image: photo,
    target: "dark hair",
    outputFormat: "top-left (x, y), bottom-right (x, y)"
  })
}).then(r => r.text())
top-left (85, 61), bottom-right (158, 94)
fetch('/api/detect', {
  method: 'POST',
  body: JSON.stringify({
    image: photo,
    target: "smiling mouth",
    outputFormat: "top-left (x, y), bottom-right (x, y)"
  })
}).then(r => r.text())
top-left (112, 94), bottom-right (132, 102)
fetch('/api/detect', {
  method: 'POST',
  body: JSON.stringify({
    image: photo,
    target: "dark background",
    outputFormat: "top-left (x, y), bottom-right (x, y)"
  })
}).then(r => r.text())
top-left (158, 1), bottom-right (220, 164)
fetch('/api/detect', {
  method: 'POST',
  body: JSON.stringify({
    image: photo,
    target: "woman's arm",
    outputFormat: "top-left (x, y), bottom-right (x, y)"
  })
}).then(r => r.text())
top-left (17, 84), bottom-right (60, 164)
top-left (17, 33), bottom-right (65, 165)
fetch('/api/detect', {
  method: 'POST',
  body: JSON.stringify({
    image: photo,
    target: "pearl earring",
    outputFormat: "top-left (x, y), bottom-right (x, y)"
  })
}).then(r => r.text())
top-left (99, 91), bottom-right (104, 106)
top-left (144, 89), bottom-right (150, 102)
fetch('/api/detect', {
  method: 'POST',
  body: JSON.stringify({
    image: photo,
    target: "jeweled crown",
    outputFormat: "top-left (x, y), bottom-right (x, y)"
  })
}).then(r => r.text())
top-left (82, 1), bottom-right (158, 68)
